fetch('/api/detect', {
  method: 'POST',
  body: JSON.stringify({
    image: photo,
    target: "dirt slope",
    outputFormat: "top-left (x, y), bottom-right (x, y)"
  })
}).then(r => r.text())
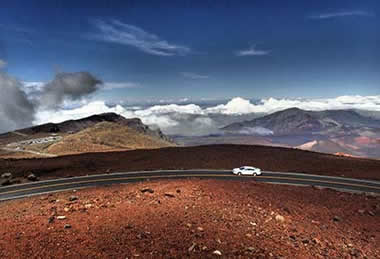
top-left (0, 113), bottom-right (174, 158)
top-left (1, 144), bottom-right (380, 181)
top-left (46, 122), bottom-right (175, 155)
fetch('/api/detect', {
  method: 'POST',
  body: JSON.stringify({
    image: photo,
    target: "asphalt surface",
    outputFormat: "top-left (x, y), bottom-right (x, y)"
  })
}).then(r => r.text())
top-left (1, 170), bottom-right (380, 201)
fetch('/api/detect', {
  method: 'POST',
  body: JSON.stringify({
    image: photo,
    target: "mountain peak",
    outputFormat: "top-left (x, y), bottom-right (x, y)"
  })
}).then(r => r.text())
top-left (281, 107), bottom-right (304, 112)
top-left (223, 108), bottom-right (380, 135)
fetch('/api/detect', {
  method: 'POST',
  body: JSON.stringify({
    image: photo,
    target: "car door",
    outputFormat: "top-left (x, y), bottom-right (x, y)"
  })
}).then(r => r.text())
top-left (242, 168), bottom-right (251, 175)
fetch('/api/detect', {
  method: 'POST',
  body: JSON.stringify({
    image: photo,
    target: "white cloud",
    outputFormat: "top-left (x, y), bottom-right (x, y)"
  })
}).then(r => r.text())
top-left (34, 101), bottom-right (179, 132)
top-left (238, 127), bottom-right (274, 136)
top-left (206, 97), bottom-right (258, 114)
top-left (181, 72), bottom-right (209, 79)
top-left (207, 96), bottom-right (380, 114)
top-left (35, 101), bottom-right (130, 124)
top-left (134, 103), bottom-right (204, 116)
top-left (235, 45), bottom-right (270, 56)
top-left (309, 11), bottom-right (374, 19)
top-left (34, 95), bottom-right (380, 136)
top-left (0, 59), bottom-right (6, 69)
top-left (90, 19), bottom-right (191, 56)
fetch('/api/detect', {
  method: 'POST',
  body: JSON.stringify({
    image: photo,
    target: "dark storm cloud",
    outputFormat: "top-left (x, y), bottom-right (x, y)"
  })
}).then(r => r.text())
top-left (0, 70), bottom-right (36, 132)
top-left (0, 69), bottom-right (103, 133)
top-left (39, 72), bottom-right (102, 109)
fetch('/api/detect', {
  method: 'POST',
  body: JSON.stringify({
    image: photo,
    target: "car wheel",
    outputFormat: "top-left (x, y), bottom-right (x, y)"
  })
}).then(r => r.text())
top-left (253, 173), bottom-right (257, 176)
top-left (238, 172), bottom-right (241, 176)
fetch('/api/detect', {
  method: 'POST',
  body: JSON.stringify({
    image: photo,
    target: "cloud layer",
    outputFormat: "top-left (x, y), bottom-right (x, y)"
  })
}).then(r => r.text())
top-left (90, 20), bottom-right (191, 56)
top-left (34, 95), bottom-right (380, 136)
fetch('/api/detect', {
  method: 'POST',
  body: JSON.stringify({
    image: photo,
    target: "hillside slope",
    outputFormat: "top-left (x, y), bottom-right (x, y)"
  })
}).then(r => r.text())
top-left (46, 122), bottom-right (175, 155)
top-left (0, 113), bottom-right (174, 158)
top-left (1, 144), bottom-right (380, 181)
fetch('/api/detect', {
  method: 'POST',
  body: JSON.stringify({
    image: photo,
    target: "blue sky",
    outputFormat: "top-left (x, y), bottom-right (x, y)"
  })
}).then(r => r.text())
top-left (0, 0), bottom-right (379, 102)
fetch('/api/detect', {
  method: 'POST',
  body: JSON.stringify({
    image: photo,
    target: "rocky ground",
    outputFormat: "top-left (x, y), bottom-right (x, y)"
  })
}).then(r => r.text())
top-left (0, 179), bottom-right (379, 258)
top-left (1, 145), bottom-right (380, 184)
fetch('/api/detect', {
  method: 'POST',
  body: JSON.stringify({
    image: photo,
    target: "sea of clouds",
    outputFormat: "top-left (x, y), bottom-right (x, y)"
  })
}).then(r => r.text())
top-left (34, 96), bottom-right (380, 136)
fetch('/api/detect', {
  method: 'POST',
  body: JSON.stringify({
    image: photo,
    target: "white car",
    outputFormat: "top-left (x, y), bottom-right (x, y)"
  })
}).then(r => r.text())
top-left (233, 166), bottom-right (262, 176)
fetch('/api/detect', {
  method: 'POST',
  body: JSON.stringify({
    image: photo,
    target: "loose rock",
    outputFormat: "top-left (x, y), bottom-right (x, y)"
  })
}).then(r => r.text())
top-left (164, 192), bottom-right (175, 198)
top-left (64, 224), bottom-right (71, 229)
top-left (1, 179), bottom-right (11, 186)
top-left (212, 250), bottom-right (222, 256)
top-left (1, 173), bottom-right (12, 178)
top-left (188, 242), bottom-right (196, 252)
top-left (312, 238), bottom-right (321, 245)
top-left (275, 215), bottom-right (285, 223)
top-left (141, 188), bottom-right (154, 194)
top-left (85, 204), bottom-right (93, 209)
top-left (247, 247), bottom-right (255, 252)
top-left (48, 216), bottom-right (55, 223)
top-left (27, 173), bottom-right (39, 181)
top-left (57, 216), bottom-right (66, 220)
top-left (333, 216), bottom-right (341, 222)
top-left (69, 195), bottom-right (78, 201)
top-left (358, 209), bottom-right (365, 215)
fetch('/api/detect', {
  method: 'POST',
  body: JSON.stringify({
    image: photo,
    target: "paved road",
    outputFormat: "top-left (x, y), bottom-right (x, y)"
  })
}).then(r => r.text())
top-left (1, 170), bottom-right (379, 201)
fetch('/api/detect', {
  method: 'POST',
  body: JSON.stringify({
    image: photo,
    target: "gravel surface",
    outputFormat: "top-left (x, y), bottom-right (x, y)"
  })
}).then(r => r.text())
top-left (0, 179), bottom-right (379, 258)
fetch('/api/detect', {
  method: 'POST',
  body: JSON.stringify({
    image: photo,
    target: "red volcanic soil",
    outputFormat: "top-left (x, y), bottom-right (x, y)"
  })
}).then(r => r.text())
top-left (0, 179), bottom-right (379, 258)
top-left (1, 145), bottom-right (380, 181)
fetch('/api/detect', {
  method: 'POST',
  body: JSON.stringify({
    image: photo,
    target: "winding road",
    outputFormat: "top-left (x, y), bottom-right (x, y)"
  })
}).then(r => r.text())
top-left (1, 170), bottom-right (380, 201)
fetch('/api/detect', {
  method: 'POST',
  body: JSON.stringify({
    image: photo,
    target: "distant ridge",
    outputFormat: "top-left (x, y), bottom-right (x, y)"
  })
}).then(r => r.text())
top-left (223, 108), bottom-right (380, 135)
top-left (7, 113), bottom-right (170, 142)
top-left (0, 113), bottom-right (174, 158)
top-left (220, 108), bottom-right (380, 158)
